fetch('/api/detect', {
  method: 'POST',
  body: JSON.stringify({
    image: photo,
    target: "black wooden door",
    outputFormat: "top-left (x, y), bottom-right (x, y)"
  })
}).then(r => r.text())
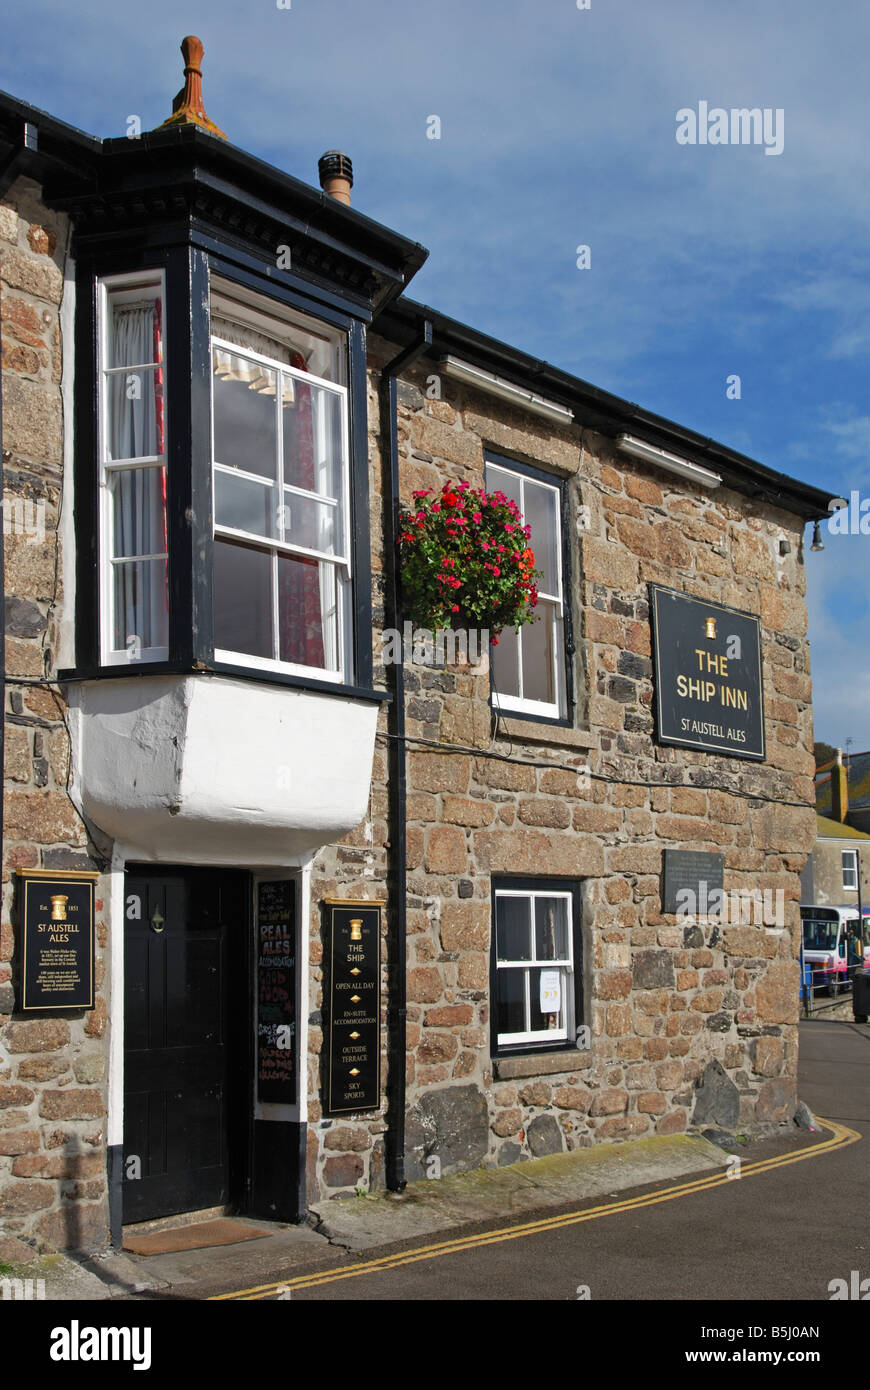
top-left (123, 868), bottom-right (249, 1224)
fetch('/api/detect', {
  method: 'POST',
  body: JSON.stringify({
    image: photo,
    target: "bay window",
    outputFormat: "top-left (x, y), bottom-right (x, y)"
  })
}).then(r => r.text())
top-left (93, 263), bottom-right (363, 686)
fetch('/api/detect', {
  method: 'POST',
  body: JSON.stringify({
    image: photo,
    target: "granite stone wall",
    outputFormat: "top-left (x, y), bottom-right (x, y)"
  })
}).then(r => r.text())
top-left (305, 335), bottom-right (815, 1198)
top-left (0, 179), bottom-right (110, 1257)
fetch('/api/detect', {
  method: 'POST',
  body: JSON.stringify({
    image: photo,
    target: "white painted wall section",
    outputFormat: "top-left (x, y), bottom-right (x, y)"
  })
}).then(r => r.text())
top-left (68, 675), bottom-right (378, 863)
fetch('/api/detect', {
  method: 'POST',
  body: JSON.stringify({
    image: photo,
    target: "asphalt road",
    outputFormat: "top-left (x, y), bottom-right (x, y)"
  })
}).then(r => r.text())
top-left (275, 1018), bottom-right (870, 1302)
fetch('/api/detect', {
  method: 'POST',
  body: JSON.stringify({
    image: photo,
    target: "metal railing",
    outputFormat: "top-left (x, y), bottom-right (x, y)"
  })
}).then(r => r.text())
top-left (800, 948), bottom-right (865, 1016)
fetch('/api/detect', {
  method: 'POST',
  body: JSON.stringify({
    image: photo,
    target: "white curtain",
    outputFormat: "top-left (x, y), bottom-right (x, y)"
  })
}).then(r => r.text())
top-left (109, 306), bottom-right (158, 460)
top-left (109, 302), bottom-right (167, 652)
top-left (212, 314), bottom-right (296, 405)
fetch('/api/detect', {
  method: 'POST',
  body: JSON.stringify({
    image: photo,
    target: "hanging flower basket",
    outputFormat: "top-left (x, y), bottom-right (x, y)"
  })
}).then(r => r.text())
top-left (397, 480), bottom-right (541, 640)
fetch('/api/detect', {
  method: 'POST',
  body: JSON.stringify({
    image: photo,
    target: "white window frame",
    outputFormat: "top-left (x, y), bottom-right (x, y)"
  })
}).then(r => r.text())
top-left (209, 312), bottom-right (353, 684)
top-left (97, 270), bottom-right (169, 667)
top-left (484, 459), bottom-right (566, 720)
top-left (493, 887), bottom-right (575, 1048)
top-left (842, 849), bottom-right (859, 891)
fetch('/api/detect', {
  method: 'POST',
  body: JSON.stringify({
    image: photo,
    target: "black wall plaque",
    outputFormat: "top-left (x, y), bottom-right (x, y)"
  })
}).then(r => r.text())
top-left (650, 585), bottom-right (765, 761)
top-left (324, 900), bottom-right (381, 1116)
top-left (19, 870), bottom-right (97, 1011)
top-left (662, 849), bottom-right (725, 916)
top-left (256, 880), bottom-right (296, 1105)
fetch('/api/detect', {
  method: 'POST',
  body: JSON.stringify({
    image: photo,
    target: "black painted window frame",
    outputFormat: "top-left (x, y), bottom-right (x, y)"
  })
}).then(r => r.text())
top-left (71, 240), bottom-right (374, 696)
top-left (489, 875), bottom-right (584, 1059)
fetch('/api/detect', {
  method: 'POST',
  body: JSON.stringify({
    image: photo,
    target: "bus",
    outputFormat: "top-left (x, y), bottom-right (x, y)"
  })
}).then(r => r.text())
top-left (800, 904), bottom-right (870, 996)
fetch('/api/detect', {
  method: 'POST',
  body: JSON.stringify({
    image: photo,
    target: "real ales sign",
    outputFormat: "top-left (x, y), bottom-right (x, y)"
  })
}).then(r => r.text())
top-left (650, 585), bottom-right (765, 761)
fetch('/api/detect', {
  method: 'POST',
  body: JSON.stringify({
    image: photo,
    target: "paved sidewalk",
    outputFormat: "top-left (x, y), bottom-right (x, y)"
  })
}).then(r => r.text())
top-left (0, 1123), bottom-right (818, 1302)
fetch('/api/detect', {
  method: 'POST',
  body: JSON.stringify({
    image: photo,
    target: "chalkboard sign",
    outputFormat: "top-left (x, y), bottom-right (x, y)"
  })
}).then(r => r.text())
top-left (650, 585), bottom-right (765, 761)
top-left (256, 880), bottom-right (296, 1105)
top-left (324, 900), bottom-right (382, 1116)
top-left (662, 849), bottom-right (725, 916)
top-left (19, 870), bottom-right (98, 1011)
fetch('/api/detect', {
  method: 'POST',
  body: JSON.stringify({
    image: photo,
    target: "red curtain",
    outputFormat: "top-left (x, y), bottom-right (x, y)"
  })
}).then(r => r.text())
top-left (279, 352), bottom-right (326, 669)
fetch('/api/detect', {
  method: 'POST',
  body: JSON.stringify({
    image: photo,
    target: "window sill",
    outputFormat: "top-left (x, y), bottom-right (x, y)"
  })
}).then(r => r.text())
top-left (495, 715), bottom-right (595, 749)
top-left (492, 1048), bottom-right (593, 1080)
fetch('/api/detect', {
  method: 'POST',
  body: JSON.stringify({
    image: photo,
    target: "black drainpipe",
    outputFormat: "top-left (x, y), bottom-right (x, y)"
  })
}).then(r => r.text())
top-left (0, 123), bottom-right (40, 984)
top-left (381, 320), bottom-right (432, 1192)
top-left (0, 301), bottom-right (5, 894)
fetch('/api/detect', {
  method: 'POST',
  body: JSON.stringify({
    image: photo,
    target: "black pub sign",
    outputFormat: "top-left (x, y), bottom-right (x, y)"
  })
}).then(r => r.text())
top-left (18, 869), bottom-right (98, 1011)
top-left (256, 880), bottom-right (296, 1105)
top-left (650, 585), bottom-right (765, 761)
top-left (323, 899), bottom-right (382, 1116)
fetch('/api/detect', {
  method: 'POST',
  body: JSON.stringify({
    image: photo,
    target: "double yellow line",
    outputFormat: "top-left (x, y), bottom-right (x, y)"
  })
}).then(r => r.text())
top-left (211, 1117), bottom-right (860, 1300)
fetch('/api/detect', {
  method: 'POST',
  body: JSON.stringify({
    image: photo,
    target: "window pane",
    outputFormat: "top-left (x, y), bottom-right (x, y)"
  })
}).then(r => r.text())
top-left (277, 553), bottom-right (338, 671)
top-left (529, 967), bottom-right (564, 1034)
top-left (491, 621), bottom-right (520, 699)
top-left (214, 540), bottom-right (273, 658)
top-left (535, 898), bottom-right (569, 960)
top-left (496, 896), bottom-right (531, 961)
top-left (107, 294), bottom-right (163, 370)
top-left (280, 490), bottom-right (342, 557)
top-left (283, 379), bottom-right (343, 499)
top-left (496, 969), bottom-right (526, 1036)
top-left (109, 468), bottom-right (167, 559)
top-left (524, 481), bottom-right (558, 594)
top-left (215, 469), bottom-right (277, 540)
top-left (106, 365), bottom-right (164, 461)
top-left (522, 602), bottom-right (556, 705)
top-left (212, 354), bottom-right (277, 480)
top-left (486, 465), bottom-right (521, 510)
top-left (112, 560), bottom-right (167, 652)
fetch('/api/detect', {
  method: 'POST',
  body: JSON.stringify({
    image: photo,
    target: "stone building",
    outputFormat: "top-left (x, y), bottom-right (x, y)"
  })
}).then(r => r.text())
top-left (0, 41), bottom-right (837, 1252)
top-left (807, 751), bottom-right (870, 906)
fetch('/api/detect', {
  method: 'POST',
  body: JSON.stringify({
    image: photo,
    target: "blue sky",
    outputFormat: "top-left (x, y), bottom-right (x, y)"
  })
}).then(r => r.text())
top-left (3, 0), bottom-right (868, 749)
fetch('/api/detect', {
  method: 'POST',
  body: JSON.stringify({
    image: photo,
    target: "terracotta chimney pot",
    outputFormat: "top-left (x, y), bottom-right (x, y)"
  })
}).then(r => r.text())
top-left (157, 36), bottom-right (227, 139)
top-left (318, 151), bottom-right (353, 205)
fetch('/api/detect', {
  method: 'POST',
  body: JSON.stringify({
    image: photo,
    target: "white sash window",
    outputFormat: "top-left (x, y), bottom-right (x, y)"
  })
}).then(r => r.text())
top-left (210, 283), bottom-right (351, 681)
top-left (97, 273), bottom-right (168, 664)
top-left (493, 886), bottom-right (576, 1048)
top-left (485, 458), bottom-right (566, 720)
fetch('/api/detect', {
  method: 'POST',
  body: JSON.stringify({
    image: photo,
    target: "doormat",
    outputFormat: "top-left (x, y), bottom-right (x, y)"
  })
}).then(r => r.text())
top-left (123, 1219), bottom-right (270, 1256)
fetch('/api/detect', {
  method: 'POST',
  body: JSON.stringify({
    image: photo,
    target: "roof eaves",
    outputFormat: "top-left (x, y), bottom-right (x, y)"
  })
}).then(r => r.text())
top-left (375, 296), bottom-right (835, 522)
